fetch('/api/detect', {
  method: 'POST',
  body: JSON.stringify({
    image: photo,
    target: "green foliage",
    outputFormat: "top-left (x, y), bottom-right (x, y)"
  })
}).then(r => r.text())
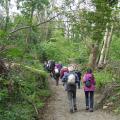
top-left (95, 70), bottom-right (113, 88)
top-left (73, 42), bottom-right (88, 64)
top-left (6, 48), bottom-right (23, 58)
top-left (0, 104), bottom-right (34, 120)
top-left (38, 89), bottom-right (51, 97)
top-left (114, 107), bottom-right (120, 114)
top-left (38, 41), bottom-right (62, 61)
top-left (17, 0), bottom-right (49, 20)
top-left (0, 62), bottom-right (50, 119)
top-left (109, 36), bottom-right (120, 60)
top-left (0, 0), bottom-right (119, 118)
top-left (38, 29), bottom-right (88, 64)
top-left (0, 30), bottom-right (6, 38)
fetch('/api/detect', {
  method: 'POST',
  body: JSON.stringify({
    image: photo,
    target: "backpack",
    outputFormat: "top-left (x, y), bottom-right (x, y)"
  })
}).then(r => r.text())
top-left (54, 68), bottom-right (59, 74)
top-left (47, 62), bottom-right (51, 71)
top-left (48, 60), bottom-right (55, 71)
top-left (85, 80), bottom-right (91, 88)
top-left (75, 70), bottom-right (81, 80)
top-left (85, 74), bottom-right (93, 88)
top-left (50, 61), bottom-right (55, 69)
top-left (54, 68), bottom-right (60, 78)
top-left (67, 74), bottom-right (76, 85)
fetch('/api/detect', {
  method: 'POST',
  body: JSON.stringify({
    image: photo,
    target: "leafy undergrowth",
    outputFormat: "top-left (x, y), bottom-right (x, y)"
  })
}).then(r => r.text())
top-left (0, 89), bottom-right (51, 120)
top-left (95, 70), bottom-right (120, 114)
top-left (0, 62), bottom-right (51, 120)
top-left (100, 82), bottom-right (120, 114)
top-left (38, 90), bottom-right (53, 120)
top-left (95, 70), bottom-right (113, 90)
top-left (0, 103), bottom-right (35, 120)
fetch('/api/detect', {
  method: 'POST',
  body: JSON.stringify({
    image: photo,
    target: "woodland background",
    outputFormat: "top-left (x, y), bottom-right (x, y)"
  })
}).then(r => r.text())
top-left (0, 0), bottom-right (120, 119)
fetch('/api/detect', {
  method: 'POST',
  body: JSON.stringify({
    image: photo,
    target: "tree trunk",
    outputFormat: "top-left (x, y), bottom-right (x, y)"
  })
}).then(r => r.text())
top-left (88, 43), bottom-right (99, 70)
top-left (103, 25), bottom-right (113, 64)
top-left (29, 6), bottom-right (34, 43)
top-left (98, 25), bottom-right (113, 68)
top-left (5, 0), bottom-right (9, 31)
top-left (98, 26), bottom-right (109, 67)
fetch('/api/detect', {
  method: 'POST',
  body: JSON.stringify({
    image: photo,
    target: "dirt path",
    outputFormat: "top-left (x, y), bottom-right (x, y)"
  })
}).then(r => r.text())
top-left (42, 79), bottom-right (120, 120)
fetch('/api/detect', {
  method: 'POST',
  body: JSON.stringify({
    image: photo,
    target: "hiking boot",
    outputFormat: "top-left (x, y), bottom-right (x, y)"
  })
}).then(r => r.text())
top-left (89, 108), bottom-right (93, 112)
top-left (74, 107), bottom-right (77, 111)
top-left (74, 105), bottom-right (77, 111)
top-left (78, 86), bottom-right (80, 89)
top-left (86, 106), bottom-right (89, 110)
top-left (70, 109), bottom-right (73, 113)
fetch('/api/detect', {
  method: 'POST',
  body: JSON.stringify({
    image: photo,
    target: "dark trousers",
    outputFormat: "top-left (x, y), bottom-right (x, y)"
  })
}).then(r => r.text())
top-left (78, 80), bottom-right (81, 88)
top-left (85, 91), bottom-right (94, 109)
top-left (67, 90), bottom-right (76, 110)
top-left (55, 77), bottom-right (59, 86)
top-left (54, 74), bottom-right (60, 86)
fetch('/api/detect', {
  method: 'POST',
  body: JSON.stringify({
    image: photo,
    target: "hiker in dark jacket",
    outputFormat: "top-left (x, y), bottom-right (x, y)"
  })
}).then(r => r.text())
top-left (75, 70), bottom-right (82, 89)
top-left (62, 66), bottom-right (79, 113)
top-left (43, 61), bottom-right (48, 71)
top-left (48, 60), bottom-right (55, 77)
top-left (53, 66), bottom-right (60, 86)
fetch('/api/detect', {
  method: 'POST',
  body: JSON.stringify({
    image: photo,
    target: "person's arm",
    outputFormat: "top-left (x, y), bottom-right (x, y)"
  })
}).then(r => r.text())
top-left (82, 75), bottom-right (86, 83)
top-left (62, 74), bottom-right (68, 82)
top-left (75, 74), bottom-right (79, 83)
top-left (92, 74), bottom-right (96, 85)
top-left (60, 70), bottom-right (63, 79)
top-left (79, 71), bottom-right (82, 79)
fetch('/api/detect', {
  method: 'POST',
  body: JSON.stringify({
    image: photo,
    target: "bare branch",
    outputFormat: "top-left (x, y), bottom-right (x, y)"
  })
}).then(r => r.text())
top-left (9, 13), bottom-right (61, 34)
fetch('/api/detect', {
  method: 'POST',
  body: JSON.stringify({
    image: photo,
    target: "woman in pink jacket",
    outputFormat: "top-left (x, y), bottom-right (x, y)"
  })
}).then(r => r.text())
top-left (83, 68), bottom-right (96, 112)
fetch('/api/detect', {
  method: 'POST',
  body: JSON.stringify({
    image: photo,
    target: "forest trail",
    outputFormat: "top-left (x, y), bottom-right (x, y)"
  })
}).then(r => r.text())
top-left (42, 78), bottom-right (120, 120)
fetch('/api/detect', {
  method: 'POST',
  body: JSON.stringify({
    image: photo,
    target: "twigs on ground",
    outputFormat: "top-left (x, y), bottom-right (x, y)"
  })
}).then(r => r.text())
top-left (97, 82), bottom-right (120, 108)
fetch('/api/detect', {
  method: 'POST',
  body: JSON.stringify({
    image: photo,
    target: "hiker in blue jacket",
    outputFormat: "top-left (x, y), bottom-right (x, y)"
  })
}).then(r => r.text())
top-left (62, 66), bottom-right (79, 113)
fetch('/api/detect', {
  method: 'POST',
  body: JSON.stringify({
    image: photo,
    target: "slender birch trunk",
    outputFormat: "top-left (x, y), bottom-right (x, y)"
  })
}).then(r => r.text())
top-left (98, 26), bottom-right (109, 67)
top-left (5, 0), bottom-right (9, 31)
top-left (103, 25), bottom-right (113, 64)
top-left (98, 25), bottom-right (113, 68)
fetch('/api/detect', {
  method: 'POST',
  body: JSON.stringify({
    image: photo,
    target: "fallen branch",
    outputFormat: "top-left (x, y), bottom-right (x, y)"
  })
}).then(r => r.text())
top-left (97, 83), bottom-right (120, 108)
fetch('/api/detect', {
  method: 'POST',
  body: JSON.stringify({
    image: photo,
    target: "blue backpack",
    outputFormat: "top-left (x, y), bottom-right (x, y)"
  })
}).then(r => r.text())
top-left (85, 80), bottom-right (91, 88)
top-left (85, 75), bottom-right (93, 88)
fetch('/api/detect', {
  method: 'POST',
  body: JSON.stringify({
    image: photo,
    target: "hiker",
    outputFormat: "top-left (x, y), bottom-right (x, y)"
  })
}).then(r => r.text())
top-left (82, 68), bottom-right (96, 112)
top-left (46, 60), bottom-right (51, 72)
top-left (53, 63), bottom-right (61, 86)
top-left (60, 66), bottom-right (69, 79)
top-left (48, 60), bottom-right (55, 77)
top-left (62, 66), bottom-right (79, 113)
top-left (70, 64), bottom-right (82, 89)
top-left (55, 62), bottom-right (62, 72)
top-left (60, 66), bottom-right (69, 89)
top-left (43, 61), bottom-right (48, 71)
top-left (56, 61), bottom-right (63, 69)
top-left (75, 69), bottom-right (82, 89)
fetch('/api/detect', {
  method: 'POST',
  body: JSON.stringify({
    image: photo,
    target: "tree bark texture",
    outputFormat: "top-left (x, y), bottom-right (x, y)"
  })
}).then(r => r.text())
top-left (98, 25), bottom-right (113, 68)
top-left (88, 43), bottom-right (99, 70)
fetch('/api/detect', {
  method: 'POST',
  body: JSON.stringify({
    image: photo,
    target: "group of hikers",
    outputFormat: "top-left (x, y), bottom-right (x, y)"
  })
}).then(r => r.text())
top-left (44, 60), bottom-right (96, 113)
